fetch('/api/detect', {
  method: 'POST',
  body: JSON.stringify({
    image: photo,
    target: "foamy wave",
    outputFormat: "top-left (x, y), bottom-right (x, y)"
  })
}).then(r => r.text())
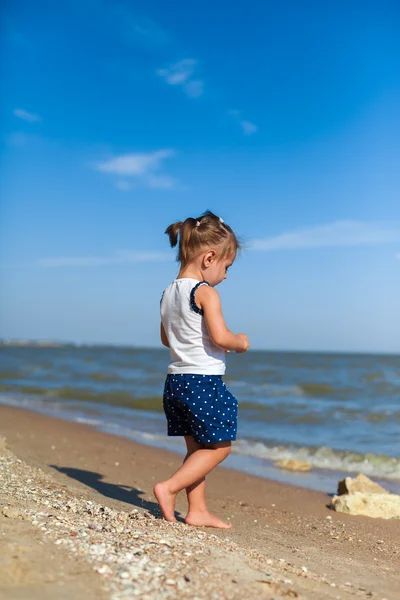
top-left (228, 380), bottom-right (304, 397)
top-left (2, 393), bottom-right (399, 482)
top-left (75, 416), bottom-right (103, 426)
top-left (76, 417), bottom-right (400, 482)
top-left (233, 439), bottom-right (400, 480)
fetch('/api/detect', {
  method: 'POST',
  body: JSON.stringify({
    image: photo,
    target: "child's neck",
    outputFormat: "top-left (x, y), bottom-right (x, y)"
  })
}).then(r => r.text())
top-left (178, 264), bottom-right (204, 281)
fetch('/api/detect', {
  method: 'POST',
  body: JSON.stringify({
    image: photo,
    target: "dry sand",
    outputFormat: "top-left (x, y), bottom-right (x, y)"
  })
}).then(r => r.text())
top-left (0, 406), bottom-right (399, 600)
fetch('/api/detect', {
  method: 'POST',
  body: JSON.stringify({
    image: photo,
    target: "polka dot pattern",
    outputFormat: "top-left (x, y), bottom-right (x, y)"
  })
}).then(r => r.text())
top-left (163, 374), bottom-right (238, 445)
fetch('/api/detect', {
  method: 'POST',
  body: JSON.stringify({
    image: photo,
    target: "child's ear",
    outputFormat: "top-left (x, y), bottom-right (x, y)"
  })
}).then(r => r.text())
top-left (203, 250), bottom-right (216, 267)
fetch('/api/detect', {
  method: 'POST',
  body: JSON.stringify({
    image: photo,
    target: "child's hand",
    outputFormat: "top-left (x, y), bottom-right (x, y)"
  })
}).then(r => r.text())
top-left (236, 333), bottom-right (250, 353)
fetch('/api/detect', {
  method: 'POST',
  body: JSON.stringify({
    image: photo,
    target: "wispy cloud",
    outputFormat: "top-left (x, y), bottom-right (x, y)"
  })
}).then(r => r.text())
top-left (94, 149), bottom-right (177, 190)
top-left (76, 2), bottom-right (171, 50)
top-left (240, 120), bottom-right (258, 135)
top-left (121, 14), bottom-right (172, 48)
top-left (40, 221), bottom-right (398, 268)
top-left (250, 221), bottom-right (400, 251)
top-left (39, 250), bottom-right (172, 268)
top-left (13, 108), bottom-right (41, 123)
top-left (157, 59), bottom-right (204, 98)
top-left (157, 59), bottom-right (195, 84)
top-left (88, 7), bottom-right (254, 134)
top-left (104, 6), bottom-right (172, 49)
top-left (229, 110), bottom-right (258, 136)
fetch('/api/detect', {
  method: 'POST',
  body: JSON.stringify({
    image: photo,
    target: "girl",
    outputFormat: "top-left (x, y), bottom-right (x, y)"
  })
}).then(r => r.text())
top-left (154, 211), bottom-right (250, 529)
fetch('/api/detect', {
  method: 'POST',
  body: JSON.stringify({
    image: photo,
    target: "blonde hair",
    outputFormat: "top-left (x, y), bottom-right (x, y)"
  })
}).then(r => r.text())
top-left (165, 210), bottom-right (240, 267)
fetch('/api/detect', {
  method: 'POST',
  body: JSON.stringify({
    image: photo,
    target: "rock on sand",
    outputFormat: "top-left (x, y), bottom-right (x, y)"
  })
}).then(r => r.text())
top-left (332, 474), bottom-right (400, 519)
top-left (275, 459), bottom-right (312, 472)
top-left (337, 473), bottom-right (389, 496)
top-left (331, 492), bottom-right (400, 519)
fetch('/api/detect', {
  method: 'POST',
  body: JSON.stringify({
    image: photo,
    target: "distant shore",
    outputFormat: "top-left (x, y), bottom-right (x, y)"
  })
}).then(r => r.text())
top-left (1, 339), bottom-right (399, 356)
top-left (1, 406), bottom-right (399, 599)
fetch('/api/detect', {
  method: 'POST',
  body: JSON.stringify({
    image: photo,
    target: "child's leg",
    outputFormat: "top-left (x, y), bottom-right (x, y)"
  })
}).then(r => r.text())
top-left (182, 436), bottom-right (231, 528)
top-left (153, 440), bottom-right (231, 526)
top-left (183, 436), bottom-right (207, 513)
top-left (182, 436), bottom-right (232, 528)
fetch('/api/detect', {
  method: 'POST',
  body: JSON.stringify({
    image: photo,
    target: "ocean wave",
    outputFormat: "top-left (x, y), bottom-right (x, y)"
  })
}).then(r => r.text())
top-left (1, 382), bottom-right (398, 426)
top-left (72, 415), bottom-right (400, 481)
top-left (74, 420), bottom-right (400, 481)
top-left (2, 392), bottom-right (399, 483)
top-left (0, 384), bottom-right (163, 412)
top-left (225, 379), bottom-right (359, 399)
top-left (298, 383), bottom-right (336, 397)
top-left (227, 380), bottom-right (305, 397)
top-left (232, 439), bottom-right (400, 480)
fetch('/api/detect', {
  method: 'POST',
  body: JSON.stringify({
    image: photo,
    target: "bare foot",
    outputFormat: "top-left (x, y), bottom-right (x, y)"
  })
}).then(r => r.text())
top-left (153, 482), bottom-right (177, 522)
top-left (185, 510), bottom-right (232, 529)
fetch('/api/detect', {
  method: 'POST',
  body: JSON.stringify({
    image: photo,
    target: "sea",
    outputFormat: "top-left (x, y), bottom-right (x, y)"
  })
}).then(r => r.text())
top-left (1, 344), bottom-right (399, 494)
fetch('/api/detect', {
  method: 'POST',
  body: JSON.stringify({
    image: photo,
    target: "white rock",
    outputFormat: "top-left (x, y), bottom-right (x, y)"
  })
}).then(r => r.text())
top-left (331, 492), bottom-right (400, 519)
top-left (337, 473), bottom-right (389, 495)
top-left (2, 507), bottom-right (26, 519)
top-left (275, 459), bottom-right (312, 472)
top-left (96, 564), bottom-right (112, 575)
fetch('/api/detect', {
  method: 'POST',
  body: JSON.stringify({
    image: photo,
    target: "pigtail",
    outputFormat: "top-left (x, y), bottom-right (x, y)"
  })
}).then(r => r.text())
top-left (165, 212), bottom-right (240, 267)
top-left (165, 221), bottom-right (183, 248)
top-left (179, 218), bottom-right (200, 265)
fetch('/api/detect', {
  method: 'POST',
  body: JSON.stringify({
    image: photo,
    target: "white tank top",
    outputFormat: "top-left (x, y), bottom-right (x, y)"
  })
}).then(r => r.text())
top-left (160, 278), bottom-right (226, 375)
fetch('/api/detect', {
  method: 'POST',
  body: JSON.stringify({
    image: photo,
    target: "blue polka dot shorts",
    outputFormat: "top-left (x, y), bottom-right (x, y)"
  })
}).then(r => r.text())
top-left (163, 374), bottom-right (238, 445)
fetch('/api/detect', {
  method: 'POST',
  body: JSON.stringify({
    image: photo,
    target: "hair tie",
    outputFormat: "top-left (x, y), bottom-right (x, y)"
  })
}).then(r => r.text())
top-left (219, 217), bottom-right (224, 224)
top-left (195, 220), bottom-right (201, 227)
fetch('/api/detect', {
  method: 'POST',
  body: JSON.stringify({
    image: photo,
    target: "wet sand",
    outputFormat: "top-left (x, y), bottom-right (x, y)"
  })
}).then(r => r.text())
top-left (0, 406), bottom-right (399, 599)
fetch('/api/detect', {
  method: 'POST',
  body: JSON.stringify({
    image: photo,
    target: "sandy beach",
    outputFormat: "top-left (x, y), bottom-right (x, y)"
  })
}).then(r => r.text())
top-left (1, 406), bottom-right (399, 600)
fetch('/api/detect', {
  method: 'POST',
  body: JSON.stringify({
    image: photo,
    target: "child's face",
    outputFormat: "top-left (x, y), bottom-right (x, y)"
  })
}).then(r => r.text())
top-left (206, 252), bottom-right (235, 287)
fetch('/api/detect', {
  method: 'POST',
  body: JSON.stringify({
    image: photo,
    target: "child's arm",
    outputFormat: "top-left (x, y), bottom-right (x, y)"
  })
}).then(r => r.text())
top-left (196, 285), bottom-right (249, 353)
top-left (160, 322), bottom-right (170, 348)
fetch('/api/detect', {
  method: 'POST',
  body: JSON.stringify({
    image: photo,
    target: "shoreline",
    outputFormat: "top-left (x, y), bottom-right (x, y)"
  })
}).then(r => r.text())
top-left (1, 405), bottom-right (399, 599)
top-left (2, 395), bottom-right (398, 495)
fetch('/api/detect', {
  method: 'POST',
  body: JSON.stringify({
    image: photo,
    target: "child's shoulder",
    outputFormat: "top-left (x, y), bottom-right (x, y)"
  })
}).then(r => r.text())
top-left (195, 283), bottom-right (219, 297)
top-left (194, 283), bottom-right (220, 310)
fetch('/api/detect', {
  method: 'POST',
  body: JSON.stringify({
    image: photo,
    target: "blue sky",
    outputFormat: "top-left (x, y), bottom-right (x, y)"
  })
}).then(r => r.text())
top-left (1, 0), bottom-right (399, 353)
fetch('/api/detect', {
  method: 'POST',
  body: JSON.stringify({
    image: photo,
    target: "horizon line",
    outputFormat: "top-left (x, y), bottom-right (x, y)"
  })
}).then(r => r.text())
top-left (0, 339), bottom-right (398, 357)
